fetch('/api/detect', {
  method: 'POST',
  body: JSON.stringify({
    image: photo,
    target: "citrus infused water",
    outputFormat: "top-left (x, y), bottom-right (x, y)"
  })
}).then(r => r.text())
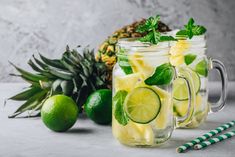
top-left (170, 34), bottom-right (227, 128)
top-left (112, 39), bottom-right (192, 146)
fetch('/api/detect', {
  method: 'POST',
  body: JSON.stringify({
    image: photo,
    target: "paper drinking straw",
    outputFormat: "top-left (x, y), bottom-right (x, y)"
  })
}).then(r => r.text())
top-left (176, 120), bottom-right (235, 153)
top-left (194, 130), bottom-right (235, 150)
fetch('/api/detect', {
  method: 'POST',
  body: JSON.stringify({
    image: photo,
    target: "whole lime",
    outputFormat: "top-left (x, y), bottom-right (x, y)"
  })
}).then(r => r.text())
top-left (41, 95), bottom-right (78, 132)
top-left (84, 89), bottom-right (112, 125)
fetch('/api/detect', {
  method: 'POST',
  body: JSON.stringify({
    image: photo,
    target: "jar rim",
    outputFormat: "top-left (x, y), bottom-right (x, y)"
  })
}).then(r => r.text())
top-left (117, 38), bottom-right (171, 57)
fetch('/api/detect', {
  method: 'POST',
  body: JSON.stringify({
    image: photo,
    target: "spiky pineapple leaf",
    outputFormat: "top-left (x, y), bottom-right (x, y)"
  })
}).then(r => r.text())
top-left (33, 55), bottom-right (48, 70)
top-left (9, 90), bottom-right (47, 118)
top-left (10, 62), bottom-right (47, 82)
top-left (20, 75), bottom-right (41, 87)
top-left (39, 53), bottom-right (67, 70)
top-left (28, 59), bottom-right (56, 79)
top-left (28, 59), bottom-right (43, 72)
top-left (52, 79), bottom-right (63, 93)
top-left (47, 67), bottom-right (73, 80)
top-left (60, 80), bottom-right (74, 95)
top-left (9, 87), bottom-right (42, 101)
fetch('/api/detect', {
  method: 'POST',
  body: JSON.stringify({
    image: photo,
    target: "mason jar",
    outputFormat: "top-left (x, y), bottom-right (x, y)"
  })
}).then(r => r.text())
top-left (112, 39), bottom-right (193, 146)
top-left (170, 34), bottom-right (228, 128)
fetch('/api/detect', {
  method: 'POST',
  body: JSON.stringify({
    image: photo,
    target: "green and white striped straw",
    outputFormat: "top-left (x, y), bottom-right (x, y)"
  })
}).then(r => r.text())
top-left (194, 130), bottom-right (235, 150)
top-left (176, 120), bottom-right (235, 153)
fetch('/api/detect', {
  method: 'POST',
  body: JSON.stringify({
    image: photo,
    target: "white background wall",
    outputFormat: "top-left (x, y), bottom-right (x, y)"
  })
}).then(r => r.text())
top-left (0, 0), bottom-right (234, 82)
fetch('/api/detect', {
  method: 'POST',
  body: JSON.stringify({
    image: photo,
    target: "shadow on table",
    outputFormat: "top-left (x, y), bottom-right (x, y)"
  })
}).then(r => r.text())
top-left (159, 137), bottom-right (189, 149)
top-left (198, 120), bottom-right (223, 130)
top-left (66, 127), bottom-right (94, 134)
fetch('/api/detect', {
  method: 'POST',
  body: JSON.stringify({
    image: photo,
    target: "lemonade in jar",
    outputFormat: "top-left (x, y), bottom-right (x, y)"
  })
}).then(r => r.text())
top-left (112, 39), bottom-right (193, 146)
top-left (169, 18), bottom-right (228, 128)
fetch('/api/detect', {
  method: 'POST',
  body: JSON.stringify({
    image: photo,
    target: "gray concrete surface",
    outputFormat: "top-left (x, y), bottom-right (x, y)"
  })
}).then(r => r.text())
top-left (0, 0), bottom-right (235, 82)
top-left (0, 82), bottom-right (235, 157)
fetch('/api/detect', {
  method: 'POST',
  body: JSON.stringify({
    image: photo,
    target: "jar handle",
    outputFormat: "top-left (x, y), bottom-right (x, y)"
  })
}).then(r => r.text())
top-left (176, 74), bottom-right (194, 124)
top-left (209, 58), bottom-right (228, 113)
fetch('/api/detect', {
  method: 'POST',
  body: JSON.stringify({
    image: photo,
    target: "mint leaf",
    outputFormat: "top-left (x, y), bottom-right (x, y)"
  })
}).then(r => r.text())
top-left (184, 54), bottom-right (197, 65)
top-left (139, 32), bottom-right (154, 42)
top-left (113, 90), bottom-right (129, 126)
top-left (187, 18), bottom-right (195, 27)
top-left (195, 59), bottom-right (208, 77)
top-left (139, 31), bottom-right (161, 44)
top-left (176, 30), bottom-right (188, 36)
top-left (145, 63), bottom-right (174, 85)
top-left (160, 36), bottom-right (177, 42)
top-left (118, 60), bottom-right (133, 74)
top-left (118, 49), bottom-right (133, 74)
top-left (192, 26), bottom-right (207, 35)
top-left (185, 18), bottom-right (194, 39)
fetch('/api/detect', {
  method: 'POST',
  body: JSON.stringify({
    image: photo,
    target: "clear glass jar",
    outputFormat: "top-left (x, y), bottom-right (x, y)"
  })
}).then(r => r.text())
top-left (112, 39), bottom-right (193, 146)
top-left (170, 34), bottom-right (228, 128)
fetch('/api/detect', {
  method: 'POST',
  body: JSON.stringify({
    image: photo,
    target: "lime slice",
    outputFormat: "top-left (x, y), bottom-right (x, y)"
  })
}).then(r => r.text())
top-left (174, 94), bottom-right (203, 118)
top-left (173, 78), bottom-right (189, 101)
top-left (173, 68), bottom-right (201, 100)
top-left (124, 87), bottom-right (161, 124)
top-left (132, 83), bottom-right (171, 129)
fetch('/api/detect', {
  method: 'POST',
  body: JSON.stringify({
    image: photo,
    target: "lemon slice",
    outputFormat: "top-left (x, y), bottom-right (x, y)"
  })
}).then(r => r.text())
top-left (115, 73), bottom-right (141, 92)
top-left (129, 53), bottom-right (155, 79)
top-left (169, 40), bottom-right (190, 66)
top-left (124, 87), bottom-right (161, 124)
top-left (173, 68), bottom-right (201, 100)
top-left (112, 119), bottom-right (154, 145)
top-left (154, 89), bottom-right (172, 129)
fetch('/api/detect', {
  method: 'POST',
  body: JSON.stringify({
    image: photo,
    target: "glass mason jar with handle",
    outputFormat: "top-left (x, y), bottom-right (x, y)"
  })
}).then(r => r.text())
top-left (112, 39), bottom-right (194, 146)
top-left (170, 35), bottom-right (228, 128)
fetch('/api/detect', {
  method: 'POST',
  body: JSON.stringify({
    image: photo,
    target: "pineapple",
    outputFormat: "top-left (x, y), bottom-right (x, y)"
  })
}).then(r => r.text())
top-left (8, 46), bottom-right (109, 118)
top-left (96, 19), bottom-right (171, 82)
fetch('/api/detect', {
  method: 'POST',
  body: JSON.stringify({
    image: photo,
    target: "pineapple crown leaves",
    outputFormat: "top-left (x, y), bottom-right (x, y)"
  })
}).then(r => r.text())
top-left (7, 46), bottom-right (109, 118)
top-left (136, 15), bottom-right (176, 44)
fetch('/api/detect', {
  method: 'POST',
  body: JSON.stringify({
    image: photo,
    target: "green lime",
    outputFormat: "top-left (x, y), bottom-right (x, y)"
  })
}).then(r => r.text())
top-left (124, 87), bottom-right (161, 124)
top-left (84, 89), bottom-right (112, 125)
top-left (173, 68), bottom-right (200, 101)
top-left (41, 95), bottom-right (78, 132)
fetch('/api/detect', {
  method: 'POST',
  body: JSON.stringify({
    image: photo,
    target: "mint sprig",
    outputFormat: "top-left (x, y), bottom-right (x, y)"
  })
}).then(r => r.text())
top-left (176, 18), bottom-right (207, 39)
top-left (136, 15), bottom-right (176, 44)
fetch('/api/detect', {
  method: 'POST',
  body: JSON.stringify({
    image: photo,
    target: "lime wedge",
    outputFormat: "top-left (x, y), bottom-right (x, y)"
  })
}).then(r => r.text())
top-left (195, 59), bottom-right (208, 77)
top-left (173, 68), bottom-right (201, 100)
top-left (124, 87), bottom-right (161, 124)
top-left (173, 99), bottom-right (188, 117)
